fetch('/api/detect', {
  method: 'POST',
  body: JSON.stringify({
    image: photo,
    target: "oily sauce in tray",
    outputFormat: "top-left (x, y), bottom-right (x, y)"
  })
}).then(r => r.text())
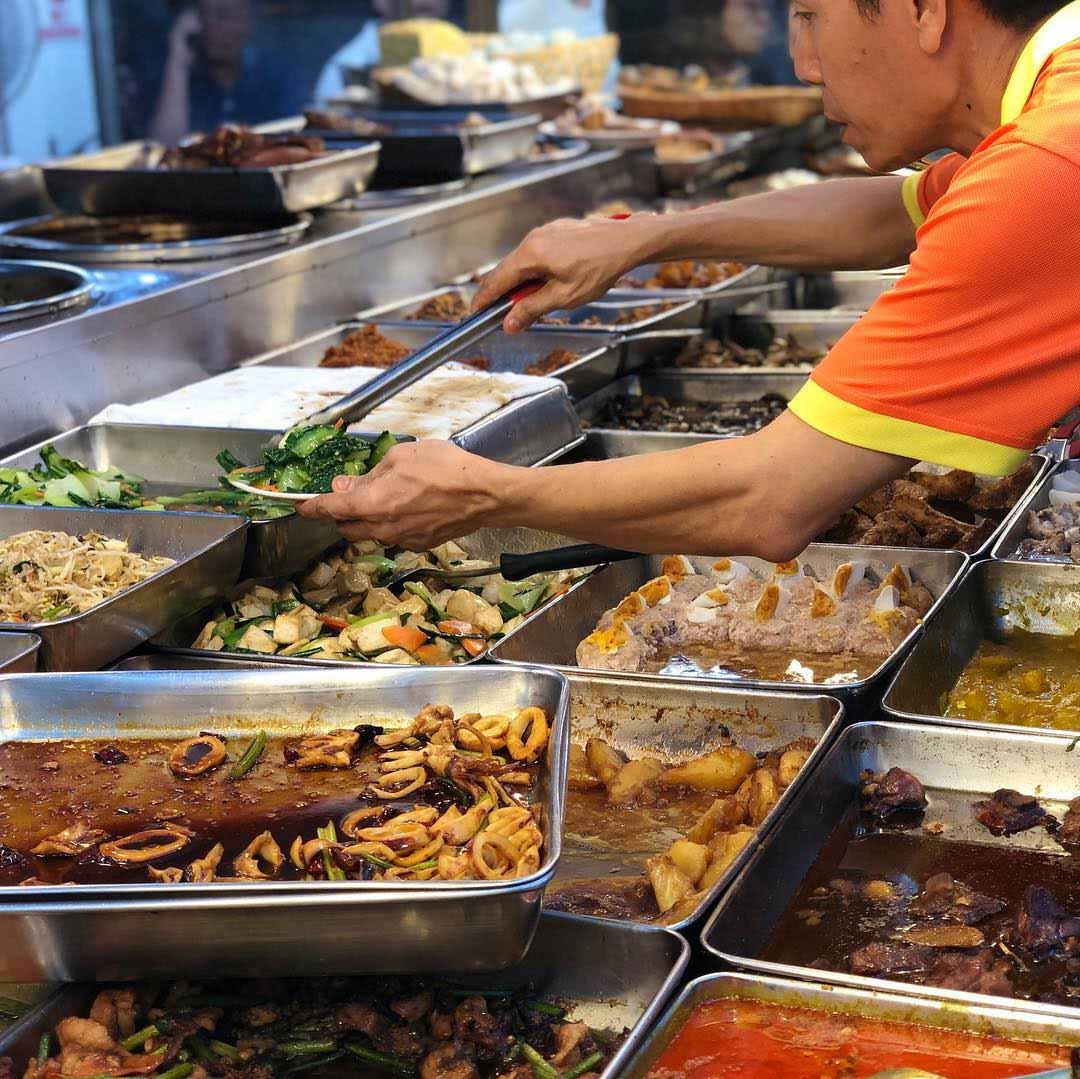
top-left (0, 734), bottom-right (399, 884)
top-left (652, 646), bottom-right (877, 685)
top-left (645, 998), bottom-right (1072, 1078)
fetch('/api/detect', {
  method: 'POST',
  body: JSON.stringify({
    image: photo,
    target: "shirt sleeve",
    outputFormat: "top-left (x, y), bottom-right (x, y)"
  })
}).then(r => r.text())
top-left (789, 139), bottom-right (1080, 476)
top-left (901, 152), bottom-right (967, 228)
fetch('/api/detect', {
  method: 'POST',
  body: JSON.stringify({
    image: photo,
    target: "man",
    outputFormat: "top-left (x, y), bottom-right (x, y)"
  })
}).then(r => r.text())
top-left (150, 0), bottom-right (301, 143)
top-left (299, 0), bottom-right (1080, 560)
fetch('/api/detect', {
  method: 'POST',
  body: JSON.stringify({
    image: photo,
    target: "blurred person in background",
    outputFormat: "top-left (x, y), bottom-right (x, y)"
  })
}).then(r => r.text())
top-left (313, 0), bottom-right (460, 102)
top-left (497, 0), bottom-right (607, 38)
top-left (150, 0), bottom-right (302, 143)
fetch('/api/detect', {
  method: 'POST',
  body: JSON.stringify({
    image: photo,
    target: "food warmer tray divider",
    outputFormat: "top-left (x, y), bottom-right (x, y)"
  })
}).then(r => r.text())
top-left (41, 140), bottom-right (381, 218)
top-left (991, 458), bottom-right (1080, 561)
top-left (246, 319), bottom-right (600, 429)
top-left (556, 672), bottom-right (843, 932)
top-left (356, 282), bottom-right (703, 335)
top-left (621, 970), bottom-right (1080, 1077)
top-left (150, 525), bottom-right (593, 670)
top-left (0, 424), bottom-right (357, 580)
top-left (882, 558), bottom-right (1080, 736)
top-left (489, 544), bottom-right (969, 707)
top-left (605, 264), bottom-right (778, 328)
top-left (793, 268), bottom-right (906, 311)
top-left (0, 633), bottom-right (40, 674)
top-left (0, 913), bottom-right (689, 1079)
top-left (700, 719), bottom-right (1080, 1023)
top-left (0, 505), bottom-right (246, 671)
top-left (292, 111), bottom-right (541, 180)
top-left (0, 664), bottom-right (568, 978)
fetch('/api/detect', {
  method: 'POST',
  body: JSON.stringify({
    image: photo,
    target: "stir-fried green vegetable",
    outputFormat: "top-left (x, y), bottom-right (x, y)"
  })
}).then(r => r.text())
top-left (221, 425), bottom-right (402, 496)
top-left (0, 444), bottom-right (291, 519)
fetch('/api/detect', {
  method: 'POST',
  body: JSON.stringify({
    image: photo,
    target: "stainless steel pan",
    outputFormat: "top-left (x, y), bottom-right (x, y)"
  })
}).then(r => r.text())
top-left (992, 459), bottom-right (1080, 562)
top-left (0, 633), bottom-right (40, 674)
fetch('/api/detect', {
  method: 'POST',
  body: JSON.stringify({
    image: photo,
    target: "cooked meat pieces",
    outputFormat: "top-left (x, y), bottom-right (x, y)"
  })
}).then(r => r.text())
top-left (922, 950), bottom-right (1015, 997)
top-left (303, 109), bottom-right (390, 137)
top-left (320, 325), bottom-right (412, 369)
top-left (859, 768), bottom-right (928, 822)
top-left (587, 393), bottom-right (787, 435)
top-left (674, 334), bottom-right (825, 369)
top-left (618, 260), bottom-right (745, 289)
top-left (1020, 501), bottom-right (1080, 564)
top-left (1017, 885), bottom-right (1080, 958)
top-left (1059, 797), bottom-right (1080, 850)
top-left (974, 789), bottom-right (1053, 837)
top-left (159, 125), bottom-right (325, 170)
top-left (524, 349), bottom-right (581, 377)
top-left (407, 291), bottom-right (472, 322)
top-left (849, 941), bottom-right (936, 976)
top-left (818, 465), bottom-right (1035, 552)
top-left (908, 871), bottom-right (1005, 925)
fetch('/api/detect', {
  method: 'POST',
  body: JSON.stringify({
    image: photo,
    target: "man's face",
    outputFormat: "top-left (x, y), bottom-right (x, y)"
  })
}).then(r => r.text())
top-left (198, 0), bottom-right (253, 64)
top-left (789, 0), bottom-right (951, 170)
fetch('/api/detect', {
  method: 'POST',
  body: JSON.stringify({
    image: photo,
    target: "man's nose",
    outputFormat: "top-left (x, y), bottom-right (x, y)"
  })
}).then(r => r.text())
top-left (790, 26), bottom-right (824, 85)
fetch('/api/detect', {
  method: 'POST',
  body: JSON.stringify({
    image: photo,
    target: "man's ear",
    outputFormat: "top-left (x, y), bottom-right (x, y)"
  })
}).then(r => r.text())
top-left (914, 0), bottom-right (948, 54)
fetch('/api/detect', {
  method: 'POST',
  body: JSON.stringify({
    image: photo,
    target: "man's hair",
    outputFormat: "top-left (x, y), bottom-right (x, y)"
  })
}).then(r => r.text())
top-left (855, 0), bottom-right (1061, 31)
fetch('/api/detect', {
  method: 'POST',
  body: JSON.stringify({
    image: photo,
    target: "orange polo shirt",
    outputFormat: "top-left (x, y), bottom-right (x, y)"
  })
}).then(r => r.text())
top-left (788, 1), bottom-right (1080, 475)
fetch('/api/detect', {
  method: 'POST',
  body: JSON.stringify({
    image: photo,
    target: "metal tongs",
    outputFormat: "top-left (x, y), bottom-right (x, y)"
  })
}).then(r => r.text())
top-left (385, 542), bottom-right (642, 588)
top-left (299, 282), bottom-right (543, 433)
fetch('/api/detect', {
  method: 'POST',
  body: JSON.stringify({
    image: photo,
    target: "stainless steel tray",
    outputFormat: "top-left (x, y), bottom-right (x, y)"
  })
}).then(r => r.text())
top-left (701, 719), bottom-right (1080, 1022)
top-left (686, 309), bottom-right (861, 365)
top-left (0, 913), bottom-right (688, 1076)
top-left (0, 259), bottom-right (93, 324)
top-left (0, 664), bottom-right (568, 978)
top-left (0, 633), bottom-right (40, 674)
top-left (248, 320), bottom-right (600, 429)
top-left (357, 282), bottom-right (702, 335)
top-left (795, 269), bottom-right (905, 311)
top-left (42, 140), bottom-right (381, 218)
top-left (883, 558), bottom-right (1080, 736)
top-left (1, 424), bottom-right (342, 581)
top-left (623, 971), bottom-right (1080, 1077)
top-left (0, 505), bottom-right (246, 671)
top-left (607, 264), bottom-right (775, 325)
top-left (655, 135), bottom-right (754, 196)
top-left (304, 111), bottom-right (540, 179)
top-left (490, 545), bottom-right (968, 702)
top-left (151, 525), bottom-right (587, 669)
top-left (554, 673), bottom-right (843, 930)
top-left (0, 213), bottom-right (313, 263)
top-left (563, 430), bottom-right (725, 461)
top-left (992, 459), bottom-right (1080, 562)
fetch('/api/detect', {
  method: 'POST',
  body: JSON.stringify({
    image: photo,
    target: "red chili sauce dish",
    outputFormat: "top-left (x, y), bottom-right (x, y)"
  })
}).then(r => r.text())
top-left (646, 998), bottom-right (1073, 1079)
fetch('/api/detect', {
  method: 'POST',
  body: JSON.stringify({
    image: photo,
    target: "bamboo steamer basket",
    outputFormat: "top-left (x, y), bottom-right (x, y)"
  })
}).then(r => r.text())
top-left (620, 84), bottom-right (823, 130)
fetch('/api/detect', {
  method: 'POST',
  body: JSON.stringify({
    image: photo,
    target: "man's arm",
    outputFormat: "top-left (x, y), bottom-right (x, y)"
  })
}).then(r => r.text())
top-left (149, 9), bottom-right (199, 145)
top-left (475, 176), bottom-right (917, 331)
top-left (297, 414), bottom-right (913, 561)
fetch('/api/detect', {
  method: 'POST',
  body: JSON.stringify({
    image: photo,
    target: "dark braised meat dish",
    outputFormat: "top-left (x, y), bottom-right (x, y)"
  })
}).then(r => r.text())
top-left (974, 789), bottom-right (1053, 837)
top-left (0, 703), bottom-right (552, 886)
top-left (17, 979), bottom-right (619, 1079)
top-left (320, 325), bottom-right (489, 371)
top-left (587, 393), bottom-right (787, 435)
top-left (407, 291), bottom-right (473, 322)
top-left (160, 126), bottom-right (325, 170)
top-left (819, 462), bottom-right (1037, 553)
top-left (674, 334), bottom-right (825, 370)
top-left (523, 349), bottom-right (581, 377)
top-left (618, 260), bottom-right (745, 290)
top-left (859, 768), bottom-right (927, 823)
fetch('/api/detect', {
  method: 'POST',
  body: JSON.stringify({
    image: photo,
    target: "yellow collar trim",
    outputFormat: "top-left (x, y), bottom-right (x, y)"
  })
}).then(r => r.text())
top-left (1001, 0), bottom-right (1080, 124)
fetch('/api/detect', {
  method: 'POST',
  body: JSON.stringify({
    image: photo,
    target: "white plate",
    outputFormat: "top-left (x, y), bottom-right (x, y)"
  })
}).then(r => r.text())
top-left (227, 477), bottom-right (316, 502)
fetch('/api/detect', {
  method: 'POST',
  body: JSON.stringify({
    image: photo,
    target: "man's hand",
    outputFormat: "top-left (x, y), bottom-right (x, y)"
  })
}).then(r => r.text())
top-left (473, 215), bottom-right (662, 333)
top-left (296, 440), bottom-right (516, 550)
top-left (167, 7), bottom-right (202, 70)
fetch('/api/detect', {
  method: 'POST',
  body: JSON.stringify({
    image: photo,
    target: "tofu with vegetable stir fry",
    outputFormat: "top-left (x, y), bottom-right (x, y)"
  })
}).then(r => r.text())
top-left (191, 540), bottom-right (583, 664)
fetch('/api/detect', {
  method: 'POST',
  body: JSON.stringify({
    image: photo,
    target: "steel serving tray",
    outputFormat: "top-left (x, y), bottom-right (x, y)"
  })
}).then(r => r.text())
top-left (553, 673), bottom-right (843, 931)
top-left (0, 259), bottom-right (93, 324)
top-left (0, 634), bottom-right (40, 674)
top-left (150, 525), bottom-right (591, 669)
top-left (564, 430), bottom-right (724, 461)
top-left (304, 111), bottom-right (541, 180)
top-left (0, 664), bottom-right (568, 978)
top-left (883, 559), bottom-right (1080, 736)
top-left (680, 309), bottom-right (862, 367)
top-left (0, 505), bottom-right (246, 671)
top-left (0, 913), bottom-right (688, 1075)
top-left (701, 719), bottom-right (1080, 1023)
top-left (0, 424), bottom-right (344, 581)
top-left (655, 136), bottom-right (755, 197)
top-left (623, 971), bottom-right (1080, 1077)
top-left (491, 545), bottom-right (968, 703)
top-left (795, 269), bottom-right (906, 311)
top-left (42, 141), bottom-right (381, 218)
top-left (606, 263), bottom-right (775, 326)
top-left (357, 282), bottom-right (703, 335)
top-left (992, 459), bottom-right (1080, 562)
top-left (0, 213), bottom-right (313, 264)
top-left (248, 319), bottom-right (602, 423)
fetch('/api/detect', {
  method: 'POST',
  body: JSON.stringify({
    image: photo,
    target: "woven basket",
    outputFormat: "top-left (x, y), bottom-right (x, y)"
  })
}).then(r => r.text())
top-left (620, 84), bottom-right (823, 130)
top-left (471, 32), bottom-right (619, 95)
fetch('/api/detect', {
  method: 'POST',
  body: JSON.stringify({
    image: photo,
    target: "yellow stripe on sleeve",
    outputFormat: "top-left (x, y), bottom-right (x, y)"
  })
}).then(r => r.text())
top-left (901, 171), bottom-right (926, 229)
top-left (788, 380), bottom-right (1031, 476)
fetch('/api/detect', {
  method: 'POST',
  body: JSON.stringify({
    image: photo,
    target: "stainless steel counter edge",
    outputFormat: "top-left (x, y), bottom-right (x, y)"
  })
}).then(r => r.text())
top-left (0, 150), bottom-right (626, 455)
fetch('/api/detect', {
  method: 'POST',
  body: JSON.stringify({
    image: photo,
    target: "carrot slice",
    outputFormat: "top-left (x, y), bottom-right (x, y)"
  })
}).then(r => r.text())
top-left (461, 638), bottom-right (488, 657)
top-left (382, 625), bottom-right (429, 653)
top-left (416, 643), bottom-right (453, 666)
top-left (437, 620), bottom-right (480, 636)
top-left (317, 614), bottom-right (349, 631)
